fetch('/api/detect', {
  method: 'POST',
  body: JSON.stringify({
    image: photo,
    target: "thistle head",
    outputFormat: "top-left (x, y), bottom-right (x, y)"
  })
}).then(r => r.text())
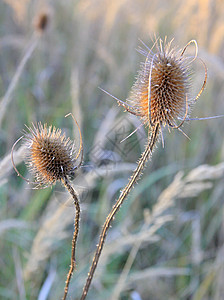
top-left (12, 116), bottom-right (83, 188)
top-left (128, 38), bottom-right (207, 129)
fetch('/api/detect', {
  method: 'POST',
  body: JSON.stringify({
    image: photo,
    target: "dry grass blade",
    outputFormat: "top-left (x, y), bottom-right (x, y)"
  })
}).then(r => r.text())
top-left (0, 34), bottom-right (39, 127)
top-left (37, 259), bottom-right (57, 300)
top-left (157, 163), bottom-right (224, 206)
top-left (110, 242), bottom-right (140, 300)
top-left (0, 7), bottom-right (50, 127)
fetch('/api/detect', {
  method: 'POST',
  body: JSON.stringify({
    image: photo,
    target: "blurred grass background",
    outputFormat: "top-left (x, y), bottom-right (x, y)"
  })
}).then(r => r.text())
top-left (0, 0), bottom-right (224, 299)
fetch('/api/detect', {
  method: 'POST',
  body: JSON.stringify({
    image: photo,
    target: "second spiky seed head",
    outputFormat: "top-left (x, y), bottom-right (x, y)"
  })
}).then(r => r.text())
top-left (128, 39), bottom-right (194, 127)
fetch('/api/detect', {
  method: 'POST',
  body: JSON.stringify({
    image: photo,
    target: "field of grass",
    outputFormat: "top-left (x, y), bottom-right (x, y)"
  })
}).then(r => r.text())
top-left (0, 0), bottom-right (224, 299)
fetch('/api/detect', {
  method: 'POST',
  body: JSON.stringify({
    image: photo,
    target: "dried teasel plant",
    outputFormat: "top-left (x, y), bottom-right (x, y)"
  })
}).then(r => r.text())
top-left (0, 9), bottom-right (50, 127)
top-left (80, 38), bottom-right (207, 299)
top-left (11, 113), bottom-right (83, 300)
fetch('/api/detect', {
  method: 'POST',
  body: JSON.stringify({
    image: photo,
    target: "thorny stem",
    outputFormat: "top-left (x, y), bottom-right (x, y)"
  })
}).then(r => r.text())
top-left (80, 124), bottom-right (160, 300)
top-left (62, 176), bottom-right (81, 300)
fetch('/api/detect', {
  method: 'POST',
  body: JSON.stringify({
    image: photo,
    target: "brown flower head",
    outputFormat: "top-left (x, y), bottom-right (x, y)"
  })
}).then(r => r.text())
top-left (121, 38), bottom-right (206, 131)
top-left (22, 123), bottom-right (80, 187)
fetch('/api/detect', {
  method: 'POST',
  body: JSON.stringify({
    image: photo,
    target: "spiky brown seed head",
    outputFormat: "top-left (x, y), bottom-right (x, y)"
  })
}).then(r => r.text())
top-left (23, 123), bottom-right (77, 187)
top-left (128, 39), bottom-right (193, 127)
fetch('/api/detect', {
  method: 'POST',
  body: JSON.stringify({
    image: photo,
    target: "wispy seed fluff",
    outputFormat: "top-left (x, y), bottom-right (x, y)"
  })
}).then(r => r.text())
top-left (23, 123), bottom-right (77, 187)
top-left (127, 38), bottom-right (205, 128)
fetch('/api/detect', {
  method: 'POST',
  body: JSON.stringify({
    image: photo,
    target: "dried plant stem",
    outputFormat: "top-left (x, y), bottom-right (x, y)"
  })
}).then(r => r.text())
top-left (62, 176), bottom-right (81, 300)
top-left (80, 124), bottom-right (160, 300)
top-left (0, 34), bottom-right (39, 127)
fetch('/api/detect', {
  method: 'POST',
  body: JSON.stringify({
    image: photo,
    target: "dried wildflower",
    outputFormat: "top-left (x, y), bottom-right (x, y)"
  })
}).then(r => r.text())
top-left (80, 38), bottom-right (207, 300)
top-left (103, 39), bottom-right (206, 134)
top-left (23, 123), bottom-right (77, 187)
top-left (11, 114), bottom-right (83, 300)
top-left (129, 39), bottom-right (191, 127)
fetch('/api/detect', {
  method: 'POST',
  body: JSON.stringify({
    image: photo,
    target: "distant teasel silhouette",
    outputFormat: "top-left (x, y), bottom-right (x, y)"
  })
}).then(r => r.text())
top-left (0, 9), bottom-right (50, 127)
top-left (0, 8), bottom-right (51, 127)
top-left (33, 8), bottom-right (51, 33)
top-left (11, 113), bottom-right (83, 300)
top-left (80, 38), bottom-right (207, 299)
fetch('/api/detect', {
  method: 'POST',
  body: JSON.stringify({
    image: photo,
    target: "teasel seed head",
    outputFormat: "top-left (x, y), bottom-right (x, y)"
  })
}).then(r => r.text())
top-left (127, 38), bottom-right (207, 129)
top-left (23, 123), bottom-right (77, 186)
top-left (12, 116), bottom-right (83, 189)
top-left (79, 39), bottom-right (207, 300)
top-left (12, 115), bottom-right (83, 299)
